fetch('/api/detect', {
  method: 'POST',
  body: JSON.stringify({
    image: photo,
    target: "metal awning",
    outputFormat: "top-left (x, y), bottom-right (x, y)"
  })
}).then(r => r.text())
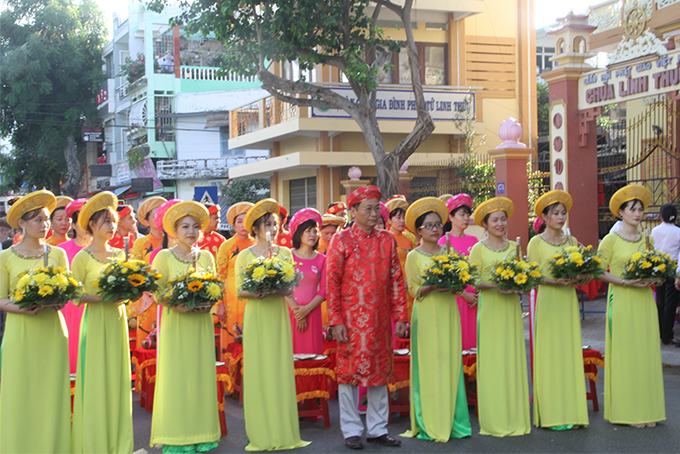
top-left (113, 185), bottom-right (131, 196)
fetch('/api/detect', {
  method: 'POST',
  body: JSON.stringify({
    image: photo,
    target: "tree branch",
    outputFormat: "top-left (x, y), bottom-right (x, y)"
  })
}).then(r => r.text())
top-left (257, 69), bottom-right (362, 117)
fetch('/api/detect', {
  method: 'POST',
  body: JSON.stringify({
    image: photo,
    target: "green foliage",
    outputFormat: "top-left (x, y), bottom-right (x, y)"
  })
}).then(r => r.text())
top-left (152, 0), bottom-right (400, 93)
top-left (220, 179), bottom-right (270, 206)
top-left (453, 93), bottom-right (486, 154)
top-left (537, 81), bottom-right (549, 136)
top-left (451, 157), bottom-right (495, 206)
top-left (0, 0), bottom-right (106, 194)
top-left (118, 53), bottom-right (146, 84)
top-left (127, 146), bottom-right (149, 171)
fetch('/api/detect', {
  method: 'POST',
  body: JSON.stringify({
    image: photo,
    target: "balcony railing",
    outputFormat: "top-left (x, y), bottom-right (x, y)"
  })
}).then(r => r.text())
top-left (129, 76), bottom-right (148, 93)
top-left (116, 82), bottom-right (129, 101)
top-left (180, 66), bottom-right (258, 83)
top-left (156, 156), bottom-right (268, 180)
top-left (657, 0), bottom-right (680, 9)
top-left (230, 85), bottom-right (476, 139)
top-left (588, 0), bottom-right (654, 34)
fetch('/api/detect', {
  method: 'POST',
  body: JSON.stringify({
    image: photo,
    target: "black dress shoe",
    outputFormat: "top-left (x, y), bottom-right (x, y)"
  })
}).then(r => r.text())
top-left (366, 434), bottom-right (401, 447)
top-left (345, 436), bottom-right (363, 450)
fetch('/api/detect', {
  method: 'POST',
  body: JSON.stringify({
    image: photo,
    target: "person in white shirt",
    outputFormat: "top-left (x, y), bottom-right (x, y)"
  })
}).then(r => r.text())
top-left (650, 204), bottom-right (680, 345)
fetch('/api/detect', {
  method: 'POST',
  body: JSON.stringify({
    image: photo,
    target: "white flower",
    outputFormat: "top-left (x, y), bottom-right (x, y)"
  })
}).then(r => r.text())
top-left (107, 275), bottom-right (117, 283)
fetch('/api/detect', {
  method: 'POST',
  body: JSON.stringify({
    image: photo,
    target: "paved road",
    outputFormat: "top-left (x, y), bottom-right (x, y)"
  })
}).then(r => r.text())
top-left (133, 296), bottom-right (680, 453)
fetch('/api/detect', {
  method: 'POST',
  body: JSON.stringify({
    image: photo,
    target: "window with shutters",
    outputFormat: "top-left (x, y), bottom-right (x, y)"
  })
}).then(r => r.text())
top-left (289, 177), bottom-right (317, 214)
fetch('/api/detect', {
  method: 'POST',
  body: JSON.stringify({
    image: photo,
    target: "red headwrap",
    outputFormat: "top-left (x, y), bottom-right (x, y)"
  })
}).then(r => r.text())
top-left (118, 205), bottom-right (133, 219)
top-left (379, 202), bottom-right (389, 226)
top-left (326, 202), bottom-right (347, 215)
top-left (208, 205), bottom-right (220, 215)
top-left (347, 185), bottom-right (382, 208)
top-left (279, 205), bottom-right (288, 218)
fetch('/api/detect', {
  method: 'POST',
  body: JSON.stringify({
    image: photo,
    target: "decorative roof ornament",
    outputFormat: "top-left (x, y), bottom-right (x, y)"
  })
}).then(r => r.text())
top-left (608, 5), bottom-right (668, 65)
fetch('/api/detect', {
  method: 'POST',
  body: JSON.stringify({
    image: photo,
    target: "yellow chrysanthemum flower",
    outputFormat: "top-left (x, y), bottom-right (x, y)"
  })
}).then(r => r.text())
top-left (266, 269), bottom-right (278, 276)
top-left (206, 282), bottom-right (222, 300)
top-left (460, 271), bottom-right (471, 283)
top-left (457, 260), bottom-right (469, 271)
top-left (501, 269), bottom-right (515, 279)
top-left (631, 252), bottom-right (642, 262)
top-left (658, 264), bottom-right (667, 272)
top-left (553, 254), bottom-right (563, 259)
top-left (641, 261), bottom-right (652, 269)
top-left (570, 252), bottom-right (583, 262)
top-left (38, 285), bottom-right (54, 297)
top-left (282, 268), bottom-right (296, 283)
top-left (593, 256), bottom-right (602, 264)
top-left (14, 290), bottom-right (25, 302)
top-left (49, 274), bottom-right (69, 291)
top-left (529, 270), bottom-right (542, 278)
top-left (17, 274), bottom-right (31, 289)
top-left (514, 274), bottom-right (528, 284)
top-left (252, 266), bottom-right (266, 281)
top-left (33, 273), bottom-right (49, 285)
top-left (556, 259), bottom-right (566, 266)
top-left (519, 261), bottom-right (530, 270)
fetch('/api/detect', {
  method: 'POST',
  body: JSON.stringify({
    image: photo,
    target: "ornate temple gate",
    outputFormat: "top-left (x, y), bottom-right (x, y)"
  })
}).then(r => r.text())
top-left (597, 99), bottom-right (680, 235)
top-left (542, 6), bottom-right (680, 247)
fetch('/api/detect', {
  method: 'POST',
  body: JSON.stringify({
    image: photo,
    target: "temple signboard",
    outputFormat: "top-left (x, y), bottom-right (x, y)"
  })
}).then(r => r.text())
top-left (578, 48), bottom-right (680, 110)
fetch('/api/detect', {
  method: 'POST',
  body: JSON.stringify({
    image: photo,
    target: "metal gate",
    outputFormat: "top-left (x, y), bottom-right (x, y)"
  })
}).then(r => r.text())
top-left (597, 99), bottom-right (680, 236)
top-left (408, 154), bottom-right (495, 206)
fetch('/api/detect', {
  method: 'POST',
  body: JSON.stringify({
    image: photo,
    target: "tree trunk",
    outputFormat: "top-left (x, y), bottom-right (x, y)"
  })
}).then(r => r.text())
top-left (375, 154), bottom-right (401, 197)
top-left (60, 135), bottom-right (82, 197)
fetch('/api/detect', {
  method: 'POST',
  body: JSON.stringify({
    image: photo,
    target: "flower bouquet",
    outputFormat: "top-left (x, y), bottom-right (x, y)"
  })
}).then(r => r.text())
top-left (490, 258), bottom-right (544, 293)
top-left (11, 265), bottom-right (82, 310)
top-left (549, 245), bottom-right (604, 282)
top-left (622, 250), bottom-right (677, 286)
top-left (420, 253), bottom-right (477, 294)
top-left (160, 269), bottom-right (224, 311)
top-left (241, 256), bottom-right (302, 295)
top-left (97, 258), bottom-right (161, 302)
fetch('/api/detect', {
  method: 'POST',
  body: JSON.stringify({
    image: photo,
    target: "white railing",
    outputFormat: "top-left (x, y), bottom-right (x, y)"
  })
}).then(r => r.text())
top-left (179, 66), bottom-right (258, 83)
top-left (156, 156), bottom-right (268, 180)
top-left (588, 0), bottom-right (622, 33)
top-left (657, 0), bottom-right (680, 9)
top-left (116, 82), bottom-right (129, 101)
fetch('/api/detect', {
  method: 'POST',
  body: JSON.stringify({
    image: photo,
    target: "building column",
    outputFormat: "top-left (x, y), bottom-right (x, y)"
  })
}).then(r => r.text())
top-left (487, 147), bottom-right (533, 250)
top-left (543, 70), bottom-right (599, 247)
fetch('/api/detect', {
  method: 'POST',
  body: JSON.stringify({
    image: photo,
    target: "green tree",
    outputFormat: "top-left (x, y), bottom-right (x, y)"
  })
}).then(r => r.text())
top-left (0, 0), bottom-right (106, 196)
top-left (149, 0), bottom-right (435, 198)
top-left (220, 179), bottom-right (270, 207)
top-left (537, 80), bottom-right (549, 137)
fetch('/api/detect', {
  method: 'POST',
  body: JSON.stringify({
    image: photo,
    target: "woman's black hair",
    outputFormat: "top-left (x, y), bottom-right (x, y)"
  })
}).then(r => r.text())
top-left (542, 202), bottom-right (565, 216)
top-left (50, 206), bottom-right (66, 221)
top-left (389, 208), bottom-right (406, 220)
top-left (292, 219), bottom-right (319, 250)
top-left (482, 211), bottom-right (507, 226)
top-left (162, 231), bottom-right (169, 249)
top-left (251, 212), bottom-right (275, 237)
top-left (415, 211), bottom-right (441, 230)
top-left (86, 208), bottom-right (118, 235)
top-left (660, 204), bottom-right (677, 223)
top-left (20, 208), bottom-right (44, 223)
top-left (619, 199), bottom-right (644, 214)
top-left (450, 205), bottom-right (472, 217)
top-left (536, 222), bottom-right (546, 234)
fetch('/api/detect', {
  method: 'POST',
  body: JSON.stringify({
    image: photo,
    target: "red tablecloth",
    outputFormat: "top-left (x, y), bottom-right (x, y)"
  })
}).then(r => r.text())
top-left (294, 358), bottom-right (336, 402)
top-left (388, 355), bottom-right (410, 393)
top-left (131, 347), bottom-right (157, 392)
top-left (577, 280), bottom-right (606, 300)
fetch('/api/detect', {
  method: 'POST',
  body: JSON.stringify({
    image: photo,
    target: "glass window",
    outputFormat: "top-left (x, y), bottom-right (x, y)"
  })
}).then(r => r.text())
top-left (220, 127), bottom-right (245, 157)
top-left (424, 46), bottom-right (445, 85)
top-left (398, 48), bottom-right (412, 84)
top-left (289, 177), bottom-right (317, 213)
top-left (545, 47), bottom-right (555, 53)
top-left (536, 55), bottom-right (542, 68)
top-left (536, 46), bottom-right (543, 53)
top-left (544, 55), bottom-right (552, 70)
